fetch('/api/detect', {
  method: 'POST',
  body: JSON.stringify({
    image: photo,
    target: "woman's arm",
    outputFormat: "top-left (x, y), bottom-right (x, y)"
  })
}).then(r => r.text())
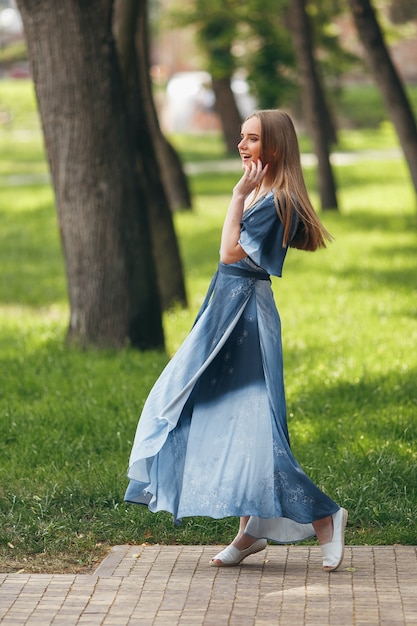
top-left (220, 159), bottom-right (268, 264)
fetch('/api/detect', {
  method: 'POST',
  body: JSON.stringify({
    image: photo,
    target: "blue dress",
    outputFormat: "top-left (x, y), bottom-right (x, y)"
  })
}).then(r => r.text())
top-left (125, 192), bottom-right (339, 543)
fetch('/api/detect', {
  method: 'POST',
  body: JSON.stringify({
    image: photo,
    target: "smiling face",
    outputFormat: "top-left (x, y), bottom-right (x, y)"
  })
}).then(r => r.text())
top-left (238, 116), bottom-right (262, 167)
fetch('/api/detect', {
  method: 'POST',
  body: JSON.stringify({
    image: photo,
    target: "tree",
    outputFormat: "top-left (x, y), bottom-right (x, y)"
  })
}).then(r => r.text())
top-left (200, 14), bottom-right (243, 153)
top-left (244, 0), bottom-right (296, 109)
top-left (171, 0), bottom-right (243, 154)
top-left (114, 0), bottom-right (187, 310)
top-left (16, 0), bottom-right (164, 350)
top-left (288, 0), bottom-right (339, 210)
top-left (348, 0), bottom-right (417, 199)
top-left (131, 0), bottom-right (192, 211)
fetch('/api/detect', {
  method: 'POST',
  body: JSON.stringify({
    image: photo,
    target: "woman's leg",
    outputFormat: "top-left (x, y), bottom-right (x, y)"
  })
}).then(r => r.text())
top-left (312, 515), bottom-right (333, 545)
top-left (231, 516), bottom-right (253, 549)
top-left (210, 516), bottom-right (266, 566)
top-left (211, 511), bottom-right (346, 569)
top-left (314, 509), bottom-right (348, 572)
top-left (229, 515), bottom-right (335, 549)
top-left (235, 514), bottom-right (333, 548)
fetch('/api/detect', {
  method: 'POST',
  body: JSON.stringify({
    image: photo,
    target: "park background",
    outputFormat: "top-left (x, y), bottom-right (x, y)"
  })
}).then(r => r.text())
top-left (0, 0), bottom-right (416, 573)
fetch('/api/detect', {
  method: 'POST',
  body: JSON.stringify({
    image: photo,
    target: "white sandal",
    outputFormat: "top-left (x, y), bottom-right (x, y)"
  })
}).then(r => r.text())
top-left (321, 507), bottom-right (348, 572)
top-left (210, 538), bottom-right (267, 567)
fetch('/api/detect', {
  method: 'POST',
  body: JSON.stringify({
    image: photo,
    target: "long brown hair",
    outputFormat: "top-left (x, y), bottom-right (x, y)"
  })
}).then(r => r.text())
top-left (249, 110), bottom-right (333, 251)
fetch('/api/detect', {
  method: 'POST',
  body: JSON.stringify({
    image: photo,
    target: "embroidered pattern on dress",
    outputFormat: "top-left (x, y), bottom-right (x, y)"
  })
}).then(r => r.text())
top-left (229, 279), bottom-right (254, 299)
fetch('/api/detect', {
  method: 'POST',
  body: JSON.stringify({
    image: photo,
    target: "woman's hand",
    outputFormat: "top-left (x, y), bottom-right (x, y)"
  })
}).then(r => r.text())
top-left (220, 159), bottom-right (268, 265)
top-left (233, 159), bottom-right (269, 199)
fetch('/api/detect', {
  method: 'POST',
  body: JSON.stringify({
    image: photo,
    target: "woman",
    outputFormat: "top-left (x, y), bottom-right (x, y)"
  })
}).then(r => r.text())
top-left (125, 109), bottom-right (348, 572)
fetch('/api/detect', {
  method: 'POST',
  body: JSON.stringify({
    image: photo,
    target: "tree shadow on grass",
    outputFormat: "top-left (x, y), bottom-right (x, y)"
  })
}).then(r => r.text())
top-left (315, 209), bottom-right (417, 294)
top-left (286, 367), bottom-right (417, 454)
top-left (333, 256), bottom-right (417, 295)
top-left (325, 205), bottom-right (415, 234)
top-left (285, 368), bottom-right (417, 535)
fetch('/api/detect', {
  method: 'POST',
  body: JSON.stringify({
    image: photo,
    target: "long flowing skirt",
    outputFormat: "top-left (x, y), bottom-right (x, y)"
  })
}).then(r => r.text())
top-left (125, 262), bottom-right (339, 543)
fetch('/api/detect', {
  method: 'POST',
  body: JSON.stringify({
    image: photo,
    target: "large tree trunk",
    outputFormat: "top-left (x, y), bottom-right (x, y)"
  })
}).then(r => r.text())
top-left (17, 0), bottom-right (164, 350)
top-left (114, 0), bottom-right (187, 310)
top-left (288, 0), bottom-right (339, 210)
top-left (212, 76), bottom-right (242, 154)
top-left (348, 0), bottom-right (417, 198)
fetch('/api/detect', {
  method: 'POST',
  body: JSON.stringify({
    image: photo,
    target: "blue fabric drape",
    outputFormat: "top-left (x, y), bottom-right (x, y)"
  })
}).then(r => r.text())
top-left (125, 192), bottom-right (338, 543)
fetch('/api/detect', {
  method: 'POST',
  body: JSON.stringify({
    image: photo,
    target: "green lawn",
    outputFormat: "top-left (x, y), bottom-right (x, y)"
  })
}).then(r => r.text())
top-left (0, 80), bottom-right (416, 574)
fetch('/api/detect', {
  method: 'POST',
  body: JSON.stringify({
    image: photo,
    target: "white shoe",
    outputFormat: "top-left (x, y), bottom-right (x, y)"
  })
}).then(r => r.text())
top-left (321, 507), bottom-right (348, 571)
top-left (210, 538), bottom-right (267, 567)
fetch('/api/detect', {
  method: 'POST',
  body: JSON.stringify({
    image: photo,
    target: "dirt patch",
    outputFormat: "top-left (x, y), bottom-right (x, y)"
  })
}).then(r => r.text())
top-left (0, 545), bottom-right (111, 575)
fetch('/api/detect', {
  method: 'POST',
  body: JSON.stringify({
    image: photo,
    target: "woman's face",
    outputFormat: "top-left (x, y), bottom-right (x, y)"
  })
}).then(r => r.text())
top-left (238, 116), bottom-right (262, 167)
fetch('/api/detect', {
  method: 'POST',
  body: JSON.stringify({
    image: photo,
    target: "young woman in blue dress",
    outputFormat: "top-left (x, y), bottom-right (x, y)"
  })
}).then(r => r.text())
top-left (209, 110), bottom-right (347, 570)
top-left (125, 109), bottom-right (348, 572)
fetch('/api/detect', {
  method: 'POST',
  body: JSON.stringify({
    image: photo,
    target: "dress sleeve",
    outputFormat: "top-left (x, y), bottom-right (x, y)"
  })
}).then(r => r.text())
top-left (238, 193), bottom-right (289, 277)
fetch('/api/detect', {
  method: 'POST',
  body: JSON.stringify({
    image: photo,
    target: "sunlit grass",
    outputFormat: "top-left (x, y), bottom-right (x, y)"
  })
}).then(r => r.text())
top-left (1, 79), bottom-right (416, 573)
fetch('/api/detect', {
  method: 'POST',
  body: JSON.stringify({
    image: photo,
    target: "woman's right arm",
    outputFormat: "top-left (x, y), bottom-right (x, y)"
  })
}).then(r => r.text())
top-left (220, 159), bottom-right (268, 264)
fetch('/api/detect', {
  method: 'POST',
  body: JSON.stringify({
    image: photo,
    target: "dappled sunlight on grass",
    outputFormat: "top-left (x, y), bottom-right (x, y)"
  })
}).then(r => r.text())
top-left (0, 187), bottom-right (66, 307)
top-left (336, 122), bottom-right (400, 152)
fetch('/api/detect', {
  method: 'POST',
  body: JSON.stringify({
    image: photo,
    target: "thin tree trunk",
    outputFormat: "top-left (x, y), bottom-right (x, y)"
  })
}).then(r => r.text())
top-left (348, 0), bottom-right (417, 198)
top-left (17, 0), bottom-right (164, 350)
top-left (158, 138), bottom-right (193, 210)
top-left (136, 1), bottom-right (192, 211)
top-left (212, 77), bottom-right (242, 154)
top-left (288, 0), bottom-right (338, 210)
top-left (114, 0), bottom-right (187, 310)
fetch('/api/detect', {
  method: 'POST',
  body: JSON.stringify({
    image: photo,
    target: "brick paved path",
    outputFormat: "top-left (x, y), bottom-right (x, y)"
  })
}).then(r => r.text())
top-left (1, 545), bottom-right (416, 625)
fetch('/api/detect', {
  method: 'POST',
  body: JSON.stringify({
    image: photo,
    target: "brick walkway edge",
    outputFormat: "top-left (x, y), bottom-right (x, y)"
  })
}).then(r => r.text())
top-left (1, 545), bottom-right (416, 625)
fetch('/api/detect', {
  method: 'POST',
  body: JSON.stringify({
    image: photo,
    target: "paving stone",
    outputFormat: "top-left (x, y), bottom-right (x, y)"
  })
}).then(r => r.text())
top-left (1, 545), bottom-right (417, 625)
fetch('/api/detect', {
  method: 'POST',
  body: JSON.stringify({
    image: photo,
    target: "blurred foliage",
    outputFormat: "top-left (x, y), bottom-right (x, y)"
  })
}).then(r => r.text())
top-left (243, 0), bottom-right (297, 109)
top-left (168, 0), bottom-right (360, 110)
top-left (388, 0), bottom-right (417, 24)
top-left (0, 40), bottom-right (27, 65)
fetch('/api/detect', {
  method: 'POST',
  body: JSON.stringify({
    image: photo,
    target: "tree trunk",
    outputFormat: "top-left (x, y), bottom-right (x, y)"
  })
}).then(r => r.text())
top-left (348, 0), bottom-right (417, 198)
top-left (17, 0), bottom-right (164, 350)
top-left (135, 0), bottom-right (192, 211)
top-left (288, 0), bottom-right (339, 210)
top-left (158, 138), bottom-right (192, 210)
top-left (114, 0), bottom-right (187, 310)
top-left (212, 77), bottom-right (243, 154)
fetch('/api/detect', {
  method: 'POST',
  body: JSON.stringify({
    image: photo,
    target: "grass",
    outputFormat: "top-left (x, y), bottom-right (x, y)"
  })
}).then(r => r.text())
top-left (0, 79), bottom-right (417, 573)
